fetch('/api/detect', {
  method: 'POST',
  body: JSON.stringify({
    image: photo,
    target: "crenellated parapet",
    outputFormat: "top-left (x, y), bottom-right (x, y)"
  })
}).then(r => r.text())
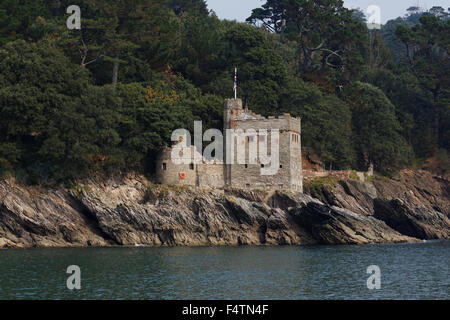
top-left (156, 98), bottom-right (303, 192)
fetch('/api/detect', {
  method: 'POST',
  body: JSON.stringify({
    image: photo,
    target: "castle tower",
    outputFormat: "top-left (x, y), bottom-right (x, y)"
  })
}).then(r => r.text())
top-left (223, 98), bottom-right (243, 186)
top-left (288, 116), bottom-right (303, 192)
top-left (223, 98), bottom-right (303, 192)
top-left (223, 98), bottom-right (243, 130)
top-left (156, 97), bottom-right (303, 192)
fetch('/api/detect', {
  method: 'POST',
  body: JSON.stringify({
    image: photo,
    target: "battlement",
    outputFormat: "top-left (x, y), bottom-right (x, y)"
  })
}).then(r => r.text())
top-left (225, 99), bottom-right (301, 133)
top-left (156, 98), bottom-right (303, 192)
top-left (234, 117), bottom-right (301, 134)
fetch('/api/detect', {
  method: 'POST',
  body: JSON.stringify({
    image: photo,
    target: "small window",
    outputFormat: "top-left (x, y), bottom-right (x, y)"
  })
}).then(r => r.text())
top-left (189, 163), bottom-right (194, 170)
top-left (259, 135), bottom-right (265, 142)
top-left (261, 164), bottom-right (265, 168)
top-left (246, 184), bottom-right (251, 188)
top-left (162, 163), bottom-right (167, 171)
top-left (280, 165), bottom-right (283, 169)
top-left (247, 136), bottom-right (254, 143)
top-left (245, 164), bottom-right (248, 169)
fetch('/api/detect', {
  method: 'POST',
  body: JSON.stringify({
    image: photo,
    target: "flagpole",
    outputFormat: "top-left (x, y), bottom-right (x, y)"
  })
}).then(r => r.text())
top-left (234, 67), bottom-right (237, 99)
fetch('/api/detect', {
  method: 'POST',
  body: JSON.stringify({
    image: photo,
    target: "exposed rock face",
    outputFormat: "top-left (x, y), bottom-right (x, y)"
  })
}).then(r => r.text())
top-left (65, 180), bottom-right (317, 247)
top-left (0, 170), bottom-right (448, 248)
top-left (316, 170), bottom-right (449, 217)
top-left (306, 170), bottom-right (449, 242)
top-left (291, 202), bottom-right (417, 245)
top-left (373, 199), bottom-right (450, 240)
top-left (0, 180), bottom-right (109, 248)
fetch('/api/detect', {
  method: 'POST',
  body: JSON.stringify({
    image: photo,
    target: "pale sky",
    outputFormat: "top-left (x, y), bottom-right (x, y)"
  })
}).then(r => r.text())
top-left (206, 0), bottom-right (450, 24)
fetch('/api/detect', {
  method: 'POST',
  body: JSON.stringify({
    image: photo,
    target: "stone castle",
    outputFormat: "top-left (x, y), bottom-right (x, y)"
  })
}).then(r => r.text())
top-left (156, 98), bottom-right (303, 192)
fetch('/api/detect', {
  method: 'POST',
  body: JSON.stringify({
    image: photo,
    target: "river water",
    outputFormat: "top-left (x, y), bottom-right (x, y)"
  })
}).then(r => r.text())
top-left (0, 240), bottom-right (448, 300)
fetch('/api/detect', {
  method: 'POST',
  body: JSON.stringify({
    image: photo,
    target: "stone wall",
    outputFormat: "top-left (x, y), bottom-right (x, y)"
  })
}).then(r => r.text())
top-left (227, 101), bottom-right (302, 192)
top-left (228, 131), bottom-right (291, 190)
top-left (197, 163), bottom-right (225, 188)
top-left (156, 98), bottom-right (303, 192)
top-left (156, 144), bottom-right (225, 188)
top-left (303, 169), bottom-right (373, 182)
top-left (156, 146), bottom-right (197, 186)
top-left (290, 129), bottom-right (303, 192)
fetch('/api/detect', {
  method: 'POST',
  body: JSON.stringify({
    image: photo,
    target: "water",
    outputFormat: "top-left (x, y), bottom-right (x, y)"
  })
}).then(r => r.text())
top-left (0, 241), bottom-right (448, 300)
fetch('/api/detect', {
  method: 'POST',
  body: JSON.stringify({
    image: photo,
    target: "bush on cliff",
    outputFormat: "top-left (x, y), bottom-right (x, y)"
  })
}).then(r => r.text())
top-left (349, 82), bottom-right (414, 175)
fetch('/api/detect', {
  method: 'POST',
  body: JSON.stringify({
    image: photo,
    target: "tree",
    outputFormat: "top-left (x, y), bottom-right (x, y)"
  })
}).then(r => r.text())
top-left (406, 7), bottom-right (421, 16)
top-left (367, 31), bottom-right (393, 70)
top-left (247, 0), bottom-right (368, 79)
top-left (116, 82), bottom-right (187, 169)
top-left (168, 0), bottom-right (208, 16)
top-left (429, 6), bottom-right (448, 19)
top-left (0, 40), bottom-right (124, 182)
top-left (86, 0), bottom-right (176, 85)
top-left (351, 8), bottom-right (366, 23)
top-left (246, 0), bottom-right (287, 34)
top-left (349, 82), bottom-right (413, 174)
top-left (396, 15), bottom-right (450, 148)
top-left (223, 23), bottom-right (288, 112)
top-left (0, 0), bottom-right (51, 45)
top-left (171, 11), bottom-right (225, 90)
top-left (115, 76), bottom-right (222, 171)
top-left (280, 78), bottom-right (354, 168)
top-left (2, 0), bottom-right (438, 181)
top-left (363, 69), bottom-right (432, 158)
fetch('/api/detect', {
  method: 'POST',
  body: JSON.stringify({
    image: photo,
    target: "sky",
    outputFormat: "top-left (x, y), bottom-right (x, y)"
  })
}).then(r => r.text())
top-left (205, 0), bottom-right (450, 24)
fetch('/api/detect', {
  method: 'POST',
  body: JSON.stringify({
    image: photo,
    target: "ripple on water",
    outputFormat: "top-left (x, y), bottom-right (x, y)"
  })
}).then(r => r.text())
top-left (0, 241), bottom-right (448, 300)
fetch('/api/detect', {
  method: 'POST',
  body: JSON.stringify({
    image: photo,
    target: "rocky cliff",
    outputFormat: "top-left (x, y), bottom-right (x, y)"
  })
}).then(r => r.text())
top-left (0, 170), bottom-right (448, 248)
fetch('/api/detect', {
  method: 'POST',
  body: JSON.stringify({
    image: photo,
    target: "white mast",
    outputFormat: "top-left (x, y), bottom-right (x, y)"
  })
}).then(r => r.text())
top-left (234, 67), bottom-right (237, 99)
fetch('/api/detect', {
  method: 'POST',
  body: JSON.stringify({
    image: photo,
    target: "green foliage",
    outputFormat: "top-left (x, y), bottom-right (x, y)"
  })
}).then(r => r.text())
top-left (0, 0), bottom-right (53, 45)
top-left (0, 1), bottom-right (447, 184)
top-left (349, 82), bottom-right (413, 174)
top-left (303, 176), bottom-right (339, 201)
top-left (224, 23), bottom-right (288, 111)
top-left (168, 0), bottom-right (209, 17)
top-left (349, 171), bottom-right (359, 180)
top-left (116, 80), bottom-right (190, 170)
top-left (366, 174), bottom-right (390, 183)
top-left (0, 40), bottom-right (214, 182)
top-left (367, 31), bottom-right (393, 70)
top-left (395, 16), bottom-right (449, 96)
top-left (395, 15), bottom-right (450, 148)
top-left (363, 68), bottom-right (435, 158)
top-left (369, 10), bottom-right (450, 158)
top-left (436, 149), bottom-right (450, 174)
top-left (0, 40), bottom-right (123, 182)
top-left (247, 0), bottom-right (368, 80)
top-left (170, 11), bottom-right (225, 90)
top-left (281, 78), bottom-right (354, 168)
top-left (85, 0), bottom-right (180, 84)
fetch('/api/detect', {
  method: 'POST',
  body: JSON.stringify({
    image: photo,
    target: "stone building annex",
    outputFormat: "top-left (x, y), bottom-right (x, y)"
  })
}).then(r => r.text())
top-left (156, 98), bottom-right (303, 192)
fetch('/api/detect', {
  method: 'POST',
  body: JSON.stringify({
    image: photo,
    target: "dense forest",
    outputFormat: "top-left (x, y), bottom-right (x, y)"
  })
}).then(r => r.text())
top-left (0, 0), bottom-right (448, 184)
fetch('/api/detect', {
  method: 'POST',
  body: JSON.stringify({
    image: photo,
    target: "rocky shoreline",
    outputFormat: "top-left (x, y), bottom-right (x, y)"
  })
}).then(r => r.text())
top-left (0, 170), bottom-right (448, 248)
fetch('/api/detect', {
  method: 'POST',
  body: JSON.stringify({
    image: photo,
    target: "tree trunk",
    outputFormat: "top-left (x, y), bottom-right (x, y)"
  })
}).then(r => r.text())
top-left (434, 104), bottom-right (440, 147)
top-left (112, 50), bottom-right (119, 86)
top-left (433, 89), bottom-right (440, 148)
